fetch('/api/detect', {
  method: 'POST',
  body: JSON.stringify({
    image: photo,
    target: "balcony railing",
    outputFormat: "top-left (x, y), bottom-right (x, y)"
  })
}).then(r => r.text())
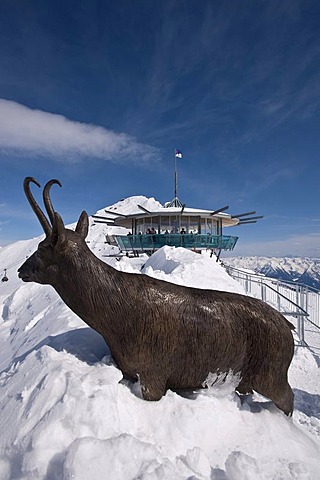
top-left (114, 233), bottom-right (238, 252)
top-left (223, 265), bottom-right (320, 346)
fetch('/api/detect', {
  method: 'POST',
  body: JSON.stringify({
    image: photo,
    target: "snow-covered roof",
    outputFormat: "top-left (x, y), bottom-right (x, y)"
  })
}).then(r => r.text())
top-left (98, 195), bottom-right (239, 228)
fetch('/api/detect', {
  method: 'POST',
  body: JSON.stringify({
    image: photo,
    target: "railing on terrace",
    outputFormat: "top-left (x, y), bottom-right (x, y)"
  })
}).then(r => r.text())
top-left (224, 265), bottom-right (320, 346)
top-left (114, 234), bottom-right (238, 253)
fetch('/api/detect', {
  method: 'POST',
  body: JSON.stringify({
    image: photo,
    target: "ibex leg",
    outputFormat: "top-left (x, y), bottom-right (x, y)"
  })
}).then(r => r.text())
top-left (139, 372), bottom-right (167, 401)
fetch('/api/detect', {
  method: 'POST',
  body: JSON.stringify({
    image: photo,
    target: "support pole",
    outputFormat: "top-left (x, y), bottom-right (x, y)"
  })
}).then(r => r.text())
top-left (174, 152), bottom-right (178, 199)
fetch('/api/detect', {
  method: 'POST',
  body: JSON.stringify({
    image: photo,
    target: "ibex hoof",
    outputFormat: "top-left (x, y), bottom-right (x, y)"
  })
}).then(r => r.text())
top-left (140, 377), bottom-right (166, 401)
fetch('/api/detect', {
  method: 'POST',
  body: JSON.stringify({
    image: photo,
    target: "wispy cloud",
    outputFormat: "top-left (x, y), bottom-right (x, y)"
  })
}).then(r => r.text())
top-left (0, 99), bottom-right (159, 164)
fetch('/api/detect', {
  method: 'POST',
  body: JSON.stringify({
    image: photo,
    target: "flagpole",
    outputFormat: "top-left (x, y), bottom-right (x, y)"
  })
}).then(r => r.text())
top-left (174, 149), bottom-right (178, 199)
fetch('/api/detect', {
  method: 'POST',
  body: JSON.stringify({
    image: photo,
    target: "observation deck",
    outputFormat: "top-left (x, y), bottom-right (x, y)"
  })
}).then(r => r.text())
top-left (114, 233), bottom-right (238, 253)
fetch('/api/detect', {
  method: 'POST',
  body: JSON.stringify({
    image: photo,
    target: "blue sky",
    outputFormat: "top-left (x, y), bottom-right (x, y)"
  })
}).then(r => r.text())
top-left (1, 0), bottom-right (320, 257)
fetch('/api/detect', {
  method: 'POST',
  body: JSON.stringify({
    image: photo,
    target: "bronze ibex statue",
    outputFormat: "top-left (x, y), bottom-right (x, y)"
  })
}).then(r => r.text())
top-left (18, 177), bottom-right (295, 415)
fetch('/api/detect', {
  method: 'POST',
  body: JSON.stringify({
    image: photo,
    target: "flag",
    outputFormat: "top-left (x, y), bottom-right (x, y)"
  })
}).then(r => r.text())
top-left (175, 149), bottom-right (183, 158)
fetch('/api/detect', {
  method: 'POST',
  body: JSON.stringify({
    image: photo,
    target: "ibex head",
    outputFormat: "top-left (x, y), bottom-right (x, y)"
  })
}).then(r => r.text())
top-left (18, 177), bottom-right (89, 285)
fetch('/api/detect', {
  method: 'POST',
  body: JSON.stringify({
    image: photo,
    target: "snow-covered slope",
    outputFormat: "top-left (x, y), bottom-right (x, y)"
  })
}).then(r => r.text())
top-left (225, 256), bottom-right (320, 290)
top-left (0, 199), bottom-right (320, 479)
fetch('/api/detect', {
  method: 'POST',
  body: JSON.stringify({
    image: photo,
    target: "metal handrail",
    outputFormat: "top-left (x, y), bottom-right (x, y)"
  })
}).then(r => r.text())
top-left (224, 265), bottom-right (314, 346)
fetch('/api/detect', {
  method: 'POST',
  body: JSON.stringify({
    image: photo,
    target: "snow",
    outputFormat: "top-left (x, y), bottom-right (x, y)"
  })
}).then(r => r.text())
top-left (0, 196), bottom-right (320, 479)
top-left (141, 246), bottom-right (245, 293)
top-left (97, 195), bottom-right (163, 217)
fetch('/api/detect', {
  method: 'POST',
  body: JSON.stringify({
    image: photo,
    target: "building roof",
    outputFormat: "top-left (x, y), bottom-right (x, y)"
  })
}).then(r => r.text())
top-left (105, 202), bottom-right (239, 228)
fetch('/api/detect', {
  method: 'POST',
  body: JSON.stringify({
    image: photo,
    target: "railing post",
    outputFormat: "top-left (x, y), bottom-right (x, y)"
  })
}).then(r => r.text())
top-left (300, 315), bottom-right (306, 346)
top-left (260, 280), bottom-right (265, 303)
top-left (296, 311), bottom-right (306, 347)
top-left (276, 281), bottom-right (280, 312)
top-left (305, 287), bottom-right (308, 317)
top-left (297, 313), bottom-right (301, 343)
top-left (296, 284), bottom-right (299, 309)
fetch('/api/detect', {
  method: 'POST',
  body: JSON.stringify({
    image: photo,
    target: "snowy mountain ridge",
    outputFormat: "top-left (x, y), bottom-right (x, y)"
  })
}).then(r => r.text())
top-left (224, 256), bottom-right (320, 290)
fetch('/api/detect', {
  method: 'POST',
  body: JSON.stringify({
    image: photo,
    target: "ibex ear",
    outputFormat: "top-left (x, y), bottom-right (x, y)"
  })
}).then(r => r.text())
top-left (51, 212), bottom-right (67, 249)
top-left (75, 211), bottom-right (89, 239)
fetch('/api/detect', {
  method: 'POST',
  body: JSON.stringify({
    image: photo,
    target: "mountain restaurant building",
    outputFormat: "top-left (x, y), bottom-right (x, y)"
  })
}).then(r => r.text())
top-left (93, 196), bottom-right (262, 258)
top-left (93, 151), bottom-right (262, 257)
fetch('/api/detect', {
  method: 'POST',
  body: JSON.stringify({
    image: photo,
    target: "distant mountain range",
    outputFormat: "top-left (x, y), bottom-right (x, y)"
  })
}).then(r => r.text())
top-left (223, 256), bottom-right (320, 291)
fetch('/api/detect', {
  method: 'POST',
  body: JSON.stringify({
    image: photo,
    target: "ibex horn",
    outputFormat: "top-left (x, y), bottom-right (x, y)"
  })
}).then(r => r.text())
top-left (23, 177), bottom-right (52, 237)
top-left (43, 179), bottom-right (62, 225)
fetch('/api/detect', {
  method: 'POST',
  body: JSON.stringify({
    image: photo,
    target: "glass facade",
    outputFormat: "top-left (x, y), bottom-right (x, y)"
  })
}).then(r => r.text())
top-left (134, 215), bottom-right (217, 234)
top-left (200, 217), bottom-right (218, 234)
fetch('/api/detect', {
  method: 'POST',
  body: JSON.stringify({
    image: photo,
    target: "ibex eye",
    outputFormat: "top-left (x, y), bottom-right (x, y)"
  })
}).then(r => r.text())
top-left (38, 248), bottom-right (46, 258)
